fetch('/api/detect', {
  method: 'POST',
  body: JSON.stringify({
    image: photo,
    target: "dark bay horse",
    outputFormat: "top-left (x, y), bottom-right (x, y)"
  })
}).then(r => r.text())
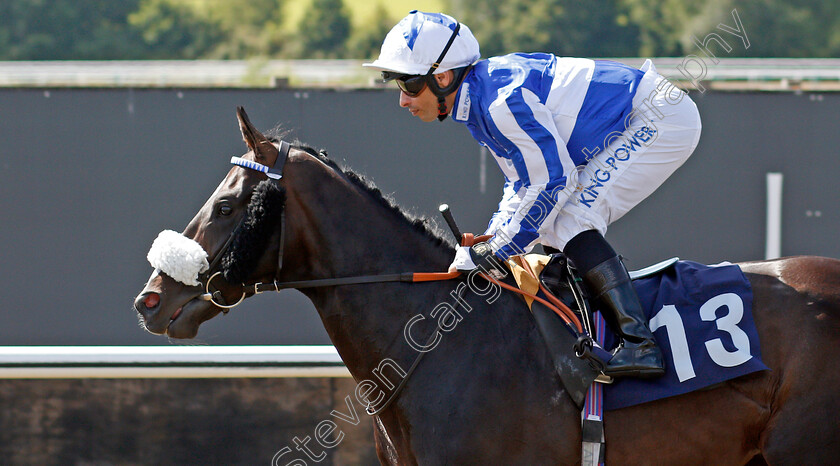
top-left (134, 108), bottom-right (840, 464)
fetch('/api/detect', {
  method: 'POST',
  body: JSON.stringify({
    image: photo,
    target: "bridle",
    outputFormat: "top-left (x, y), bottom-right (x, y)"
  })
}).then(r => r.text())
top-left (196, 139), bottom-right (291, 310)
top-left (197, 140), bottom-right (460, 312)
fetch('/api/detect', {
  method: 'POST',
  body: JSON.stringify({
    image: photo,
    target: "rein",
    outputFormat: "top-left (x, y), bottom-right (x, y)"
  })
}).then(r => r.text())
top-left (251, 271), bottom-right (461, 293)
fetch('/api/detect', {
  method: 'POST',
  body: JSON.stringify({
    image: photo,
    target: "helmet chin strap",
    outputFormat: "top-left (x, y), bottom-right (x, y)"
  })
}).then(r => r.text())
top-left (437, 96), bottom-right (449, 121)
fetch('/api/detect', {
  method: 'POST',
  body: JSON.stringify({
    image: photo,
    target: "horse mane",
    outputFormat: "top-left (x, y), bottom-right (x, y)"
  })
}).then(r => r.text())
top-left (291, 142), bottom-right (455, 250)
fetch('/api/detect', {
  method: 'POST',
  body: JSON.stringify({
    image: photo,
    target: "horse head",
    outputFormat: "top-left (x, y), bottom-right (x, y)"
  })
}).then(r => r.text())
top-left (133, 107), bottom-right (290, 338)
top-left (134, 105), bottom-right (454, 363)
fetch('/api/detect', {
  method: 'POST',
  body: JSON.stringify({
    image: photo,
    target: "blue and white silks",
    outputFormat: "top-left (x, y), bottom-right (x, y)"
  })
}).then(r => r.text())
top-left (452, 54), bottom-right (644, 259)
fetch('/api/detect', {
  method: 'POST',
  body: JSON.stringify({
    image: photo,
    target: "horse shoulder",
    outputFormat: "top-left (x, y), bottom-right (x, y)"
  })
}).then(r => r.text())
top-left (394, 293), bottom-right (580, 462)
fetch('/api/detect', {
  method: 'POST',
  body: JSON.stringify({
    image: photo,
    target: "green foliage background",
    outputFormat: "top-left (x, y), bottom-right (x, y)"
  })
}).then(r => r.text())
top-left (0, 0), bottom-right (837, 59)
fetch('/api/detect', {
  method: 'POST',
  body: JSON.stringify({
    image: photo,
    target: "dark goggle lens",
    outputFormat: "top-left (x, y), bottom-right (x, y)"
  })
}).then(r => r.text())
top-left (396, 75), bottom-right (427, 97)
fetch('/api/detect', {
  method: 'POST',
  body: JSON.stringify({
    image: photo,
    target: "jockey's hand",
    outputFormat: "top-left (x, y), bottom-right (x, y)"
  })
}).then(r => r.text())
top-left (449, 246), bottom-right (475, 273)
top-left (448, 242), bottom-right (506, 277)
top-left (469, 241), bottom-right (507, 278)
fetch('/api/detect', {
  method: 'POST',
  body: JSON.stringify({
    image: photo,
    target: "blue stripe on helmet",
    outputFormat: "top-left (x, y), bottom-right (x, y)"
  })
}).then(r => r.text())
top-left (402, 11), bottom-right (458, 51)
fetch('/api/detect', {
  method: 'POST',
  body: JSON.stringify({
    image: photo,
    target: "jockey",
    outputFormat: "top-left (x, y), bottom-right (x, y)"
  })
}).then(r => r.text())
top-left (364, 11), bottom-right (702, 378)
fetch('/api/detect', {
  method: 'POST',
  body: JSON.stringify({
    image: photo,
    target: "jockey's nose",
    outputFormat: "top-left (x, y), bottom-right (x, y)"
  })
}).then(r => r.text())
top-left (399, 91), bottom-right (411, 107)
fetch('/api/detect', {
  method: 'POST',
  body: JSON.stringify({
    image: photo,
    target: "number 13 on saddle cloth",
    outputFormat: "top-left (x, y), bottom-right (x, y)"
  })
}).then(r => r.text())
top-left (505, 255), bottom-right (769, 410)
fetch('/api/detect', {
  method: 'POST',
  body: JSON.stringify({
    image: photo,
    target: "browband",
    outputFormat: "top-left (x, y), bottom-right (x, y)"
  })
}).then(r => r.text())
top-left (230, 140), bottom-right (291, 180)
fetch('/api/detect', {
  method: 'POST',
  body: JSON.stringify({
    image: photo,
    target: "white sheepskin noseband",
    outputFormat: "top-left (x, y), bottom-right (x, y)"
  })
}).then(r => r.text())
top-left (147, 230), bottom-right (209, 286)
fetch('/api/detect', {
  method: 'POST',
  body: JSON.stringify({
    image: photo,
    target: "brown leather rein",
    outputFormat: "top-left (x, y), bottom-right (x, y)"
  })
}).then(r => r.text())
top-left (227, 228), bottom-right (583, 336)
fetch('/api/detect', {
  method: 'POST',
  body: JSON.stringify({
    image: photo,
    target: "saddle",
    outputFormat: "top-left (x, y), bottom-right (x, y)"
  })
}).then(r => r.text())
top-left (455, 232), bottom-right (677, 408)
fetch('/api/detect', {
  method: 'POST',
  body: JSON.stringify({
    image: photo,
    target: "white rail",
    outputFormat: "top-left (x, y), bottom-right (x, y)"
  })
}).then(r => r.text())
top-left (0, 60), bottom-right (381, 88)
top-left (0, 346), bottom-right (352, 379)
top-left (2, 58), bottom-right (840, 89)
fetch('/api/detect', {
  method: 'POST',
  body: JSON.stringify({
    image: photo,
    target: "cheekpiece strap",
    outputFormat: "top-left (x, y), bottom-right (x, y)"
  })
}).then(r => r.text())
top-left (273, 140), bottom-right (291, 177)
top-left (230, 140), bottom-right (292, 180)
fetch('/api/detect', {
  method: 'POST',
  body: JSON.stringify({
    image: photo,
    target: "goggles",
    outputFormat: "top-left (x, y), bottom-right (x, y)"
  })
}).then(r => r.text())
top-left (396, 75), bottom-right (428, 97)
top-left (382, 72), bottom-right (428, 97)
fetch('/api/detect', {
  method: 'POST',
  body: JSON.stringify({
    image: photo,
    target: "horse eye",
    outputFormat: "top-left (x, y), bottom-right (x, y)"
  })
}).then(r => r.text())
top-left (217, 204), bottom-right (233, 216)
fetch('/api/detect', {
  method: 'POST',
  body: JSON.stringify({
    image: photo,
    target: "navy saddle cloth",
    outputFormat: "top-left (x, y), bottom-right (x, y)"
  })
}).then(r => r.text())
top-left (597, 260), bottom-right (769, 410)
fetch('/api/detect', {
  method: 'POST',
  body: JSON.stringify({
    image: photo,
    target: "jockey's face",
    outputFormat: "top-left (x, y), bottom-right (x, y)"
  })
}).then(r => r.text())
top-left (399, 71), bottom-right (454, 122)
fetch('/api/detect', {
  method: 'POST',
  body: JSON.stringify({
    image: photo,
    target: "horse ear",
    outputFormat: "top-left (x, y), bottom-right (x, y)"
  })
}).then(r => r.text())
top-left (236, 106), bottom-right (279, 166)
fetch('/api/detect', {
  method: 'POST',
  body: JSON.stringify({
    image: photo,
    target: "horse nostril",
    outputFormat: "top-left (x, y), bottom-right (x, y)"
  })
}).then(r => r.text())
top-left (143, 293), bottom-right (160, 309)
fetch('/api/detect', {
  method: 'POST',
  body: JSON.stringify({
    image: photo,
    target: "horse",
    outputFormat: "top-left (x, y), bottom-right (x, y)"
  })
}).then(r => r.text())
top-left (134, 107), bottom-right (840, 465)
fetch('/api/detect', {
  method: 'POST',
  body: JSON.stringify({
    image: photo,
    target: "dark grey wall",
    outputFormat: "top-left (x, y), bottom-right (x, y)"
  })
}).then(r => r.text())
top-left (1, 88), bottom-right (838, 345)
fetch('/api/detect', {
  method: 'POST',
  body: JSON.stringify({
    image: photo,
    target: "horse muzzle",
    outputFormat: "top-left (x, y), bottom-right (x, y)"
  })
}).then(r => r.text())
top-left (133, 269), bottom-right (221, 338)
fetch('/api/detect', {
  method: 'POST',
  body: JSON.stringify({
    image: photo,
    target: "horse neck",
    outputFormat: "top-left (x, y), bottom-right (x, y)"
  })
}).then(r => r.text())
top-left (286, 164), bottom-right (451, 275)
top-left (282, 155), bottom-right (454, 376)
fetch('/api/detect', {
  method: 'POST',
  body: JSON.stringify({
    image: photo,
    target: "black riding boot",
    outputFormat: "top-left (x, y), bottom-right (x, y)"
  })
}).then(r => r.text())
top-left (583, 256), bottom-right (665, 378)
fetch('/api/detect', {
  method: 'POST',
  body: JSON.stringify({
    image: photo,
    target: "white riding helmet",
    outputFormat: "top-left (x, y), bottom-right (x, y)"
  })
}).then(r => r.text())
top-left (363, 11), bottom-right (480, 76)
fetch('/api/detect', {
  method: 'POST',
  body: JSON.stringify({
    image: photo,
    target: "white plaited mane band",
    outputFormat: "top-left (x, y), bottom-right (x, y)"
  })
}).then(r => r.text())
top-left (147, 230), bottom-right (210, 286)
